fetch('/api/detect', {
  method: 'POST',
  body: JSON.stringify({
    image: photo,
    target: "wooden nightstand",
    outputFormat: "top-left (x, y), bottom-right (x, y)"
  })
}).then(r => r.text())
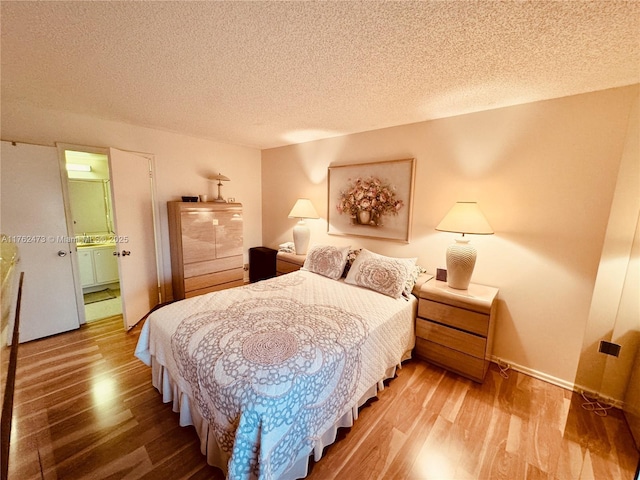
top-left (415, 279), bottom-right (498, 383)
top-left (276, 252), bottom-right (306, 275)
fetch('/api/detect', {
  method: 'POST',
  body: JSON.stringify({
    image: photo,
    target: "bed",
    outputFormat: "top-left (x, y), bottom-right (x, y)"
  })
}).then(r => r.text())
top-left (135, 246), bottom-right (427, 480)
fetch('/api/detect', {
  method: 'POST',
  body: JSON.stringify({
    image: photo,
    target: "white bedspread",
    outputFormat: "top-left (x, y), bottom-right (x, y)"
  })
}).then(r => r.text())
top-left (135, 270), bottom-right (416, 480)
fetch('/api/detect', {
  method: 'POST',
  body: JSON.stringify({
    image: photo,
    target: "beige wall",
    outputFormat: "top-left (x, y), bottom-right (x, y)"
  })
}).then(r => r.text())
top-left (1, 102), bottom-right (263, 300)
top-left (262, 85), bottom-right (639, 388)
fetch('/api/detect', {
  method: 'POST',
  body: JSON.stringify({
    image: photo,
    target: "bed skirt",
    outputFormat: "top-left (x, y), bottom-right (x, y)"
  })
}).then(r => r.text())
top-left (149, 350), bottom-right (412, 480)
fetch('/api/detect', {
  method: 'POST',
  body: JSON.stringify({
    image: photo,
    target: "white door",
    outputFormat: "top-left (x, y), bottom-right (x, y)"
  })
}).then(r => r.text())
top-left (0, 141), bottom-right (80, 342)
top-left (108, 148), bottom-right (160, 330)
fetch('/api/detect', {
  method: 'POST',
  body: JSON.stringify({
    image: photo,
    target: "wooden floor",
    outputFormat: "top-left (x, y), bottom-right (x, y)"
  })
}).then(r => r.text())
top-left (6, 316), bottom-right (639, 480)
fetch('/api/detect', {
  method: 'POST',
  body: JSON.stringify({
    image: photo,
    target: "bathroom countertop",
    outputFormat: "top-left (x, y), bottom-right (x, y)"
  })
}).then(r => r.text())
top-left (76, 242), bottom-right (116, 248)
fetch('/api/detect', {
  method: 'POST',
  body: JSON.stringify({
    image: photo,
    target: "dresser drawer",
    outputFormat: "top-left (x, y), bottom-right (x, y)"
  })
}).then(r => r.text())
top-left (416, 318), bottom-right (486, 359)
top-left (184, 268), bottom-right (244, 292)
top-left (418, 299), bottom-right (489, 337)
top-left (184, 255), bottom-right (243, 278)
top-left (415, 337), bottom-right (487, 382)
top-left (185, 279), bottom-right (244, 298)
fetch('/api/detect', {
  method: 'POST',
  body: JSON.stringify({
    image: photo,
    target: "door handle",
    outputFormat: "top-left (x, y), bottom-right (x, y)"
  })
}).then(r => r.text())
top-left (121, 250), bottom-right (131, 256)
top-left (57, 250), bottom-right (68, 257)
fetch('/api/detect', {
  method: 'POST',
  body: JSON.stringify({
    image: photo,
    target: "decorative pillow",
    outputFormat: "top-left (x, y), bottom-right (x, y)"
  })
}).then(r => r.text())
top-left (403, 264), bottom-right (428, 299)
top-left (345, 249), bottom-right (417, 299)
top-left (341, 248), bottom-right (362, 278)
top-left (302, 245), bottom-right (350, 280)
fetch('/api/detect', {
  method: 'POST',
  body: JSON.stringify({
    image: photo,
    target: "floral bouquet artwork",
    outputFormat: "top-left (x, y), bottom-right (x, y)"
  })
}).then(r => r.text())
top-left (328, 158), bottom-right (414, 242)
top-left (336, 176), bottom-right (404, 227)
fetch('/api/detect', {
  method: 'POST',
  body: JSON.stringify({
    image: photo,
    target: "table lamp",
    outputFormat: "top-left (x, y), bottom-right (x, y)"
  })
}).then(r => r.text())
top-left (435, 202), bottom-right (493, 290)
top-left (210, 173), bottom-right (230, 203)
top-left (288, 198), bottom-right (320, 254)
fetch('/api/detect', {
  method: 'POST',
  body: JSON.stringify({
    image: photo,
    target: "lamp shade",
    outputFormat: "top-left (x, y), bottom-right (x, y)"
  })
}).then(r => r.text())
top-left (210, 173), bottom-right (230, 182)
top-left (435, 202), bottom-right (493, 235)
top-left (288, 198), bottom-right (320, 219)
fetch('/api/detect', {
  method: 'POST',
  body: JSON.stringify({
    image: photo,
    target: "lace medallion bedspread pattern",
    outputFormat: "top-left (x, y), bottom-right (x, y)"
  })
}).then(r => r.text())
top-left (170, 296), bottom-right (368, 479)
top-left (135, 270), bottom-right (416, 480)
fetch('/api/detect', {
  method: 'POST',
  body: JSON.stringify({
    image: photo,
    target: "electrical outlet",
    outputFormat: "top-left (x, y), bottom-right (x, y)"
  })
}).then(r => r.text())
top-left (243, 263), bottom-right (249, 271)
top-left (598, 340), bottom-right (621, 357)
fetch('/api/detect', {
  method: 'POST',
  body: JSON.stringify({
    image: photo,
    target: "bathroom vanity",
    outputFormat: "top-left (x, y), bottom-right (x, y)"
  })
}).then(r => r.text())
top-left (77, 243), bottom-right (119, 288)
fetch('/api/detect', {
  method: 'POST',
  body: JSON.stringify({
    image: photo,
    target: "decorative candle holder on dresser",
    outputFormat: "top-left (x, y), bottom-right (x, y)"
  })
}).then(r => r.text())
top-left (415, 278), bottom-right (498, 383)
top-left (167, 201), bottom-right (244, 299)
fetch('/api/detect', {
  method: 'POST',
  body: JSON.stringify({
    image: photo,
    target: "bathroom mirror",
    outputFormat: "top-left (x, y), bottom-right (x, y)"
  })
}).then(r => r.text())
top-left (67, 179), bottom-right (114, 236)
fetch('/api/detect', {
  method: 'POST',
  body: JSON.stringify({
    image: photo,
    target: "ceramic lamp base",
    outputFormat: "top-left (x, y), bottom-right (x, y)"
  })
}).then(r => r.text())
top-left (446, 237), bottom-right (477, 290)
top-left (292, 221), bottom-right (310, 255)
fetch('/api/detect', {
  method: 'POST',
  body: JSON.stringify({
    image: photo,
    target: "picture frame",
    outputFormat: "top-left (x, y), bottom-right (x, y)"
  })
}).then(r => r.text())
top-left (327, 158), bottom-right (415, 242)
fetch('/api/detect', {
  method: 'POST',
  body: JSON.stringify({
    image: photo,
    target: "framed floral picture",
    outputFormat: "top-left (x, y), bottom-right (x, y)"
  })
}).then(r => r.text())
top-left (327, 158), bottom-right (415, 242)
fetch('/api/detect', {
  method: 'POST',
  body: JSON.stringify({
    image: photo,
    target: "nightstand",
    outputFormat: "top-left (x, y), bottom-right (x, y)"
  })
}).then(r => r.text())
top-left (249, 247), bottom-right (277, 282)
top-left (415, 279), bottom-right (498, 383)
top-left (276, 252), bottom-right (306, 275)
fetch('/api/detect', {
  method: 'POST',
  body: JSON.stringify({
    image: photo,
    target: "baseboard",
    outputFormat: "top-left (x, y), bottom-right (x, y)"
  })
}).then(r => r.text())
top-left (490, 355), bottom-right (625, 409)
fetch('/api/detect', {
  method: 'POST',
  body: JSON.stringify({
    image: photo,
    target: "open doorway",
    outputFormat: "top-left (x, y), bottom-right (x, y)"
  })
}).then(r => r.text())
top-left (59, 144), bottom-right (163, 331)
top-left (64, 150), bottom-right (123, 322)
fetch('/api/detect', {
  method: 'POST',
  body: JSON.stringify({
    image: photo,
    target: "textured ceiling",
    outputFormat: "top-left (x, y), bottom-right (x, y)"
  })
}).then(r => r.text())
top-left (2, 1), bottom-right (639, 149)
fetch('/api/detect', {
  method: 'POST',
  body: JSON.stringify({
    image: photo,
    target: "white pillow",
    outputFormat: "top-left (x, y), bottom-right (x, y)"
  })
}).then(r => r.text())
top-left (403, 264), bottom-right (428, 299)
top-left (302, 245), bottom-right (350, 280)
top-left (345, 249), bottom-right (417, 299)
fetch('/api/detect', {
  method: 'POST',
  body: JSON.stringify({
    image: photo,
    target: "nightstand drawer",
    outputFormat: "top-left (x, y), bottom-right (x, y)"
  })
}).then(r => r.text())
top-left (277, 260), bottom-right (302, 275)
top-left (418, 299), bottom-right (489, 337)
top-left (415, 337), bottom-right (486, 381)
top-left (416, 318), bottom-right (486, 359)
top-left (276, 252), bottom-right (306, 275)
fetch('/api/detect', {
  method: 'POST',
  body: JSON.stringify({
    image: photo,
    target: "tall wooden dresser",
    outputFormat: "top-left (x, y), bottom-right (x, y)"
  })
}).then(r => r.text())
top-left (168, 202), bottom-right (243, 299)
